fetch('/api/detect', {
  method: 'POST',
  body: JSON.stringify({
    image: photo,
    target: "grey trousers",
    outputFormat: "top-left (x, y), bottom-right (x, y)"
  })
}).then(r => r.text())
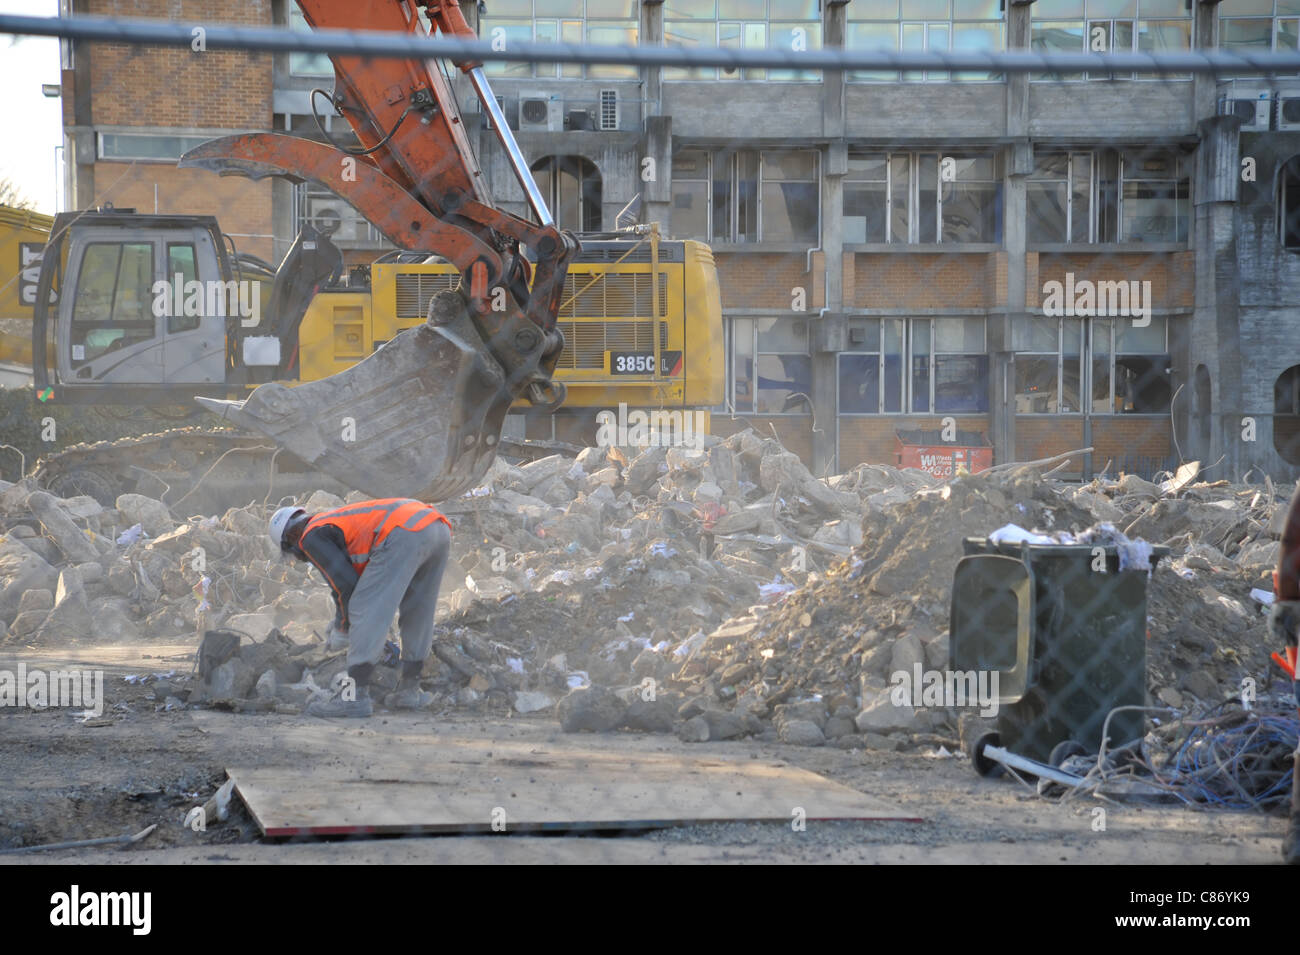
top-left (345, 520), bottom-right (451, 669)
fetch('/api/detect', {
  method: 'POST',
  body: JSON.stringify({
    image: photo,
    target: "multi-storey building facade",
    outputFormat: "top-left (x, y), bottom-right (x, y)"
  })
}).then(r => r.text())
top-left (57, 0), bottom-right (1300, 480)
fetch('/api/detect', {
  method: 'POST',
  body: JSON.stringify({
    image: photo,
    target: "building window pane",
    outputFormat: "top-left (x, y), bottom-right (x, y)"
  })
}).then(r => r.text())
top-left (847, 22), bottom-right (900, 80)
top-left (672, 180), bottom-right (710, 240)
top-left (732, 317), bottom-right (753, 411)
top-left (664, 0), bottom-right (719, 18)
top-left (756, 316), bottom-right (807, 352)
top-left (883, 318), bottom-right (904, 412)
top-left (588, 23), bottom-right (639, 77)
top-left (941, 170), bottom-right (1001, 243)
top-left (918, 154), bottom-right (939, 243)
top-left (1116, 355), bottom-right (1171, 411)
top-left (889, 155), bottom-right (911, 242)
top-left (665, 20), bottom-right (717, 79)
top-left (757, 354), bottom-right (812, 412)
top-left (761, 151), bottom-right (818, 242)
top-left (1016, 357), bottom-right (1060, 413)
top-left (1013, 315), bottom-right (1060, 352)
top-left (935, 354), bottom-right (990, 412)
top-left (481, 20), bottom-right (536, 76)
top-left (1062, 318), bottom-right (1083, 411)
top-left (839, 354), bottom-right (881, 413)
top-left (911, 318), bottom-right (932, 412)
top-left (1091, 318), bottom-right (1113, 412)
top-left (1028, 181), bottom-right (1069, 243)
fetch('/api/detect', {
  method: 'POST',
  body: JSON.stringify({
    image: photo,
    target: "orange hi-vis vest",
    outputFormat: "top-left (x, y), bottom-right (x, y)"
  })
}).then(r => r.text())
top-left (303, 498), bottom-right (450, 574)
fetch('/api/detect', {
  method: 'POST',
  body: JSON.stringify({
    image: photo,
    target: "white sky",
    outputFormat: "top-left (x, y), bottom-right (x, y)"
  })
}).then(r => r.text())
top-left (0, 0), bottom-right (64, 214)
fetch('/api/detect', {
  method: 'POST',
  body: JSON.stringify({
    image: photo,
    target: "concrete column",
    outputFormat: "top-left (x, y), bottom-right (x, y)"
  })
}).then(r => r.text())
top-left (1194, 1), bottom-right (1222, 126)
top-left (642, 0), bottom-right (664, 120)
top-left (992, 0), bottom-right (1035, 467)
top-left (813, 144), bottom-right (846, 476)
top-left (1194, 114), bottom-right (1245, 477)
top-left (809, 0), bottom-right (849, 475)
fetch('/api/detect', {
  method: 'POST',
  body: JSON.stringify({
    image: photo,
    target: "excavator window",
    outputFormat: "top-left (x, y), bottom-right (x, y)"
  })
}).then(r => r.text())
top-left (71, 241), bottom-right (157, 363)
top-left (166, 243), bottom-right (200, 333)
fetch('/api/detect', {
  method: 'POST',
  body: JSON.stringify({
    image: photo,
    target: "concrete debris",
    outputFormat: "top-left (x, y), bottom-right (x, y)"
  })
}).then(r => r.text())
top-left (0, 428), bottom-right (1287, 748)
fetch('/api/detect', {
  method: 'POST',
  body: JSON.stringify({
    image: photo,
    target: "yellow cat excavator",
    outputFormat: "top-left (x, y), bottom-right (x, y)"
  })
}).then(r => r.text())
top-left (30, 0), bottom-right (721, 504)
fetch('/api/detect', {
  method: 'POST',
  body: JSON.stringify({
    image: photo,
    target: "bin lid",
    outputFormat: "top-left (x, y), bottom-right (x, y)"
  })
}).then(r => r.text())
top-left (962, 536), bottom-right (1170, 560)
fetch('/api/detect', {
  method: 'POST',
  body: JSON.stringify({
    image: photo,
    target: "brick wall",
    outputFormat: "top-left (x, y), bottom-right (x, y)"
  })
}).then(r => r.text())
top-left (849, 254), bottom-right (998, 310)
top-left (714, 253), bottom-right (817, 310)
top-left (87, 0), bottom-right (272, 129)
top-left (1015, 416), bottom-right (1085, 462)
top-left (837, 415), bottom-right (991, 469)
top-left (93, 162), bottom-right (273, 260)
top-left (1091, 416), bottom-right (1172, 469)
top-left (1013, 415), bottom-right (1172, 473)
top-left (1029, 252), bottom-right (1195, 312)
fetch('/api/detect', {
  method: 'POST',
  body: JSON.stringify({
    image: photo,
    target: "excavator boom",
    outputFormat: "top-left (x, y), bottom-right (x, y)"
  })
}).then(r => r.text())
top-left (189, 0), bottom-right (578, 500)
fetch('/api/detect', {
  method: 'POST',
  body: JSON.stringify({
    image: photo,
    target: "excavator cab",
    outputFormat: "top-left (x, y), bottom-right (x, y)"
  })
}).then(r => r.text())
top-left (33, 212), bottom-right (234, 401)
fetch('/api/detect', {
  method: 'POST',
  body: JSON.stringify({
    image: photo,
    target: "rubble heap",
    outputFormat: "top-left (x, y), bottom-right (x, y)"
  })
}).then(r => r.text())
top-left (0, 431), bottom-right (1287, 741)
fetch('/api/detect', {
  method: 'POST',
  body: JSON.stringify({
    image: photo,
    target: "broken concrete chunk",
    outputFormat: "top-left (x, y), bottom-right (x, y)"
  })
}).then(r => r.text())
top-left (622, 697), bottom-right (675, 733)
top-left (676, 714), bottom-right (711, 743)
top-left (556, 685), bottom-right (626, 732)
top-left (16, 588), bottom-right (53, 615)
top-left (513, 690), bottom-right (555, 713)
top-left (778, 719), bottom-right (826, 746)
top-left (26, 491), bottom-right (100, 564)
top-left (115, 493), bottom-right (175, 537)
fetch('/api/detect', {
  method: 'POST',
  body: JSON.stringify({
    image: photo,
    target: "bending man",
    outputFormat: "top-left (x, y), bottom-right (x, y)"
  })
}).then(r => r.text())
top-left (269, 497), bottom-right (452, 717)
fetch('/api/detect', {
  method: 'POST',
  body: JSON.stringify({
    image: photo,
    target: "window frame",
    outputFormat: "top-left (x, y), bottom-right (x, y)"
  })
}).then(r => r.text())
top-left (838, 316), bottom-right (988, 415)
top-left (673, 148), bottom-right (821, 244)
top-left (843, 151), bottom-right (1003, 245)
top-left (845, 0), bottom-right (1006, 83)
top-left (727, 316), bottom-right (813, 415)
top-left (1030, 0), bottom-right (1193, 82)
top-left (1012, 314), bottom-right (1170, 415)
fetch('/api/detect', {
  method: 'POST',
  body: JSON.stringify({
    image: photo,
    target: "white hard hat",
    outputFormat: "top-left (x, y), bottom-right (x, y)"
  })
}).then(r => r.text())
top-left (269, 506), bottom-right (306, 549)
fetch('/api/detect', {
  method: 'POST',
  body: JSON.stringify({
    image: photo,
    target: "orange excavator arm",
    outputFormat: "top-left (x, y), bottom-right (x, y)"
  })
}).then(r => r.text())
top-left (186, 0), bottom-right (580, 501)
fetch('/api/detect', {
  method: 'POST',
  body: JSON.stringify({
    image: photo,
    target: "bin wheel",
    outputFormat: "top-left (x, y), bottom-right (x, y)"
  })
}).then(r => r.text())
top-left (972, 731), bottom-right (1005, 777)
top-left (1049, 739), bottom-right (1088, 767)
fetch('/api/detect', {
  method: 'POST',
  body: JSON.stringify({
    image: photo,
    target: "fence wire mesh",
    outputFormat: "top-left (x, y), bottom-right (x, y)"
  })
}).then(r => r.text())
top-left (0, 2), bottom-right (1295, 866)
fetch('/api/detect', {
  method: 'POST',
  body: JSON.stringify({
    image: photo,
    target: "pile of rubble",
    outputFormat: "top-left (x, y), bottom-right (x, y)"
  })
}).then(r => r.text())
top-left (0, 430), bottom-right (1287, 741)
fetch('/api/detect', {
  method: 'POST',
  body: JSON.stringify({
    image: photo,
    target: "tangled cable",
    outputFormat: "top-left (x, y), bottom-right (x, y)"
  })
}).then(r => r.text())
top-left (1165, 706), bottom-right (1298, 811)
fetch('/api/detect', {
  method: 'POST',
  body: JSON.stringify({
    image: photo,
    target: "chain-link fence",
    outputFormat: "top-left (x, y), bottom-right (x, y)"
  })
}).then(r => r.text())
top-left (0, 2), bottom-right (1294, 865)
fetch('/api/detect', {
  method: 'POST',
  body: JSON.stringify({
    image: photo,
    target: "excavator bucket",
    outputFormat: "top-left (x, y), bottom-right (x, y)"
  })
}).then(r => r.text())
top-left (197, 300), bottom-right (516, 503)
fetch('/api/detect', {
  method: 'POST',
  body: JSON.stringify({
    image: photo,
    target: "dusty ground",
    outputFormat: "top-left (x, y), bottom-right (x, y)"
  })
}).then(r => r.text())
top-left (0, 642), bottom-right (1282, 865)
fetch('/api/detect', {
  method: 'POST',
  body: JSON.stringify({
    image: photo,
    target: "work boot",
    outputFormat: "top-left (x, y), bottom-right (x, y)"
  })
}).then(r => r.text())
top-left (306, 683), bottom-right (373, 718)
top-left (384, 659), bottom-right (434, 710)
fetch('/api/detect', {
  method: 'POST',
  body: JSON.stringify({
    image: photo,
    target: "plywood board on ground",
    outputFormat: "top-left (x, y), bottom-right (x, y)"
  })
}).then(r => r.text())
top-left (227, 735), bottom-right (915, 836)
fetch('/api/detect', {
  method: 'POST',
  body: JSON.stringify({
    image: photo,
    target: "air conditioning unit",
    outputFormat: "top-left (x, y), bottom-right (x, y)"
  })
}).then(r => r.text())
top-left (1219, 88), bottom-right (1272, 131)
top-left (599, 89), bottom-right (619, 131)
top-left (519, 93), bottom-right (562, 131)
top-left (1279, 95), bottom-right (1300, 131)
top-left (305, 196), bottom-right (359, 241)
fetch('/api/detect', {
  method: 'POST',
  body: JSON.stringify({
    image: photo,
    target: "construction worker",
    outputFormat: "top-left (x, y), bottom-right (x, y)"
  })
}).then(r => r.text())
top-left (1269, 482), bottom-right (1300, 864)
top-left (269, 497), bottom-right (452, 717)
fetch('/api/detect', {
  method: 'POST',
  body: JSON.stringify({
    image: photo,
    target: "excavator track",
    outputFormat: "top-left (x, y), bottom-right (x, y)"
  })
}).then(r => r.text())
top-left (30, 425), bottom-right (580, 517)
